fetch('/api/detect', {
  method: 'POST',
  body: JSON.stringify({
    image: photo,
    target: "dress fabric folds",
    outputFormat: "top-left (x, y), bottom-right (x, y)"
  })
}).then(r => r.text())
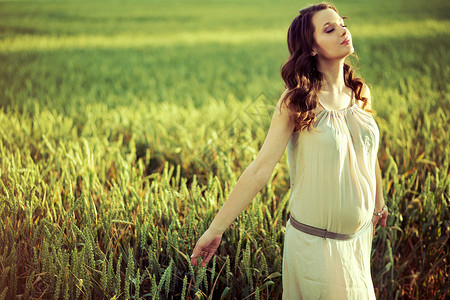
top-left (282, 93), bottom-right (379, 300)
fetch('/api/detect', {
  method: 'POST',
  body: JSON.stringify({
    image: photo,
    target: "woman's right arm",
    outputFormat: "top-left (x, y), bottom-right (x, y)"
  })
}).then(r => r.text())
top-left (206, 94), bottom-right (295, 235)
top-left (190, 91), bottom-right (295, 267)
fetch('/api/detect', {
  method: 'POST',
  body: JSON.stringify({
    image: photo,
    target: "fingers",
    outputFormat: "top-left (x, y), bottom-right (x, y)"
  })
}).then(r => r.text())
top-left (201, 251), bottom-right (214, 268)
top-left (190, 233), bottom-right (222, 267)
top-left (190, 249), bottom-right (214, 267)
top-left (190, 246), bottom-right (202, 266)
top-left (372, 215), bottom-right (380, 237)
top-left (380, 213), bottom-right (388, 227)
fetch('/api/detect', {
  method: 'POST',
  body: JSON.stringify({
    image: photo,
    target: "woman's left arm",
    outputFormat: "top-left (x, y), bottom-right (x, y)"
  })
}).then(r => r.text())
top-left (372, 159), bottom-right (388, 237)
top-left (363, 84), bottom-right (388, 235)
top-left (374, 159), bottom-right (387, 228)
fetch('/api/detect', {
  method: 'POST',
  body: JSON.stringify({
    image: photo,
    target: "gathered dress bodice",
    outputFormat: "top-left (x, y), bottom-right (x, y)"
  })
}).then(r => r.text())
top-left (286, 93), bottom-right (379, 235)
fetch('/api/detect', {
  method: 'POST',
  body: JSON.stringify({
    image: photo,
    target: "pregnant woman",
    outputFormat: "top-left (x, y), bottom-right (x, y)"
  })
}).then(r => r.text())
top-left (190, 3), bottom-right (388, 299)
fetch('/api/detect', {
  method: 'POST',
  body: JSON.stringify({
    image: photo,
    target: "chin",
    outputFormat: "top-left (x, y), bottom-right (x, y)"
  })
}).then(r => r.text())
top-left (343, 48), bottom-right (354, 58)
top-left (348, 45), bottom-right (355, 53)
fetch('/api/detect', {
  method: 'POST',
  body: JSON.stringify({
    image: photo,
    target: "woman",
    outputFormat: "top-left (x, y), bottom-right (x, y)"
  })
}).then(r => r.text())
top-left (190, 2), bottom-right (388, 299)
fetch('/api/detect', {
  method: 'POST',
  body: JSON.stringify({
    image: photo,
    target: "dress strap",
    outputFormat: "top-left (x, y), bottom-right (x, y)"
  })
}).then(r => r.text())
top-left (318, 99), bottom-right (326, 110)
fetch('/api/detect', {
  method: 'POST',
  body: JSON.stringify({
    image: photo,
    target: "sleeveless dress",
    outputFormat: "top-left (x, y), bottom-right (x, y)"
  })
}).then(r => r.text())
top-left (282, 91), bottom-right (379, 299)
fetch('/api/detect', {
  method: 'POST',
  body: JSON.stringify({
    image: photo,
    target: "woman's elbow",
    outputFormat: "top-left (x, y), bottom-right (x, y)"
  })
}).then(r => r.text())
top-left (249, 158), bottom-right (274, 187)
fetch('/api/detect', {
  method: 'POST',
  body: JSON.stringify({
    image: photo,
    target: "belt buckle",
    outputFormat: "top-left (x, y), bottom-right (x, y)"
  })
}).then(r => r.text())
top-left (322, 229), bottom-right (328, 238)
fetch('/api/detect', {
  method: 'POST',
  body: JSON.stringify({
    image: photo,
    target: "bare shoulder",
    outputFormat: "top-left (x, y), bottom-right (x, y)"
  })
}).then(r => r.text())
top-left (360, 83), bottom-right (372, 110)
top-left (361, 83), bottom-right (371, 98)
top-left (277, 88), bottom-right (290, 106)
top-left (275, 88), bottom-right (292, 117)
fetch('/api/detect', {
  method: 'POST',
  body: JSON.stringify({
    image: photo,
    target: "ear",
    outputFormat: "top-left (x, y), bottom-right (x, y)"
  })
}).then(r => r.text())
top-left (311, 47), bottom-right (317, 56)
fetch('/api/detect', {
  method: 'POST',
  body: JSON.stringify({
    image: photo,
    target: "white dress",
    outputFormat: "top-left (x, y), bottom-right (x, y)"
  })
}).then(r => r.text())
top-left (282, 92), bottom-right (379, 299)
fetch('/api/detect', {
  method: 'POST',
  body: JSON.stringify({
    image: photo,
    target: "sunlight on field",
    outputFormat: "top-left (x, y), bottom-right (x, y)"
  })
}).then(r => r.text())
top-left (0, 19), bottom-right (446, 52)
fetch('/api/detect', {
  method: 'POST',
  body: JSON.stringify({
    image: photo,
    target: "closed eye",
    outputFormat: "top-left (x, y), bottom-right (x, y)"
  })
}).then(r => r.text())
top-left (326, 24), bottom-right (347, 33)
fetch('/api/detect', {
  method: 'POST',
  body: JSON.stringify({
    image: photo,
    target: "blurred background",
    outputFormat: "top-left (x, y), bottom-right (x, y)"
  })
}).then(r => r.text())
top-left (1, 0), bottom-right (448, 110)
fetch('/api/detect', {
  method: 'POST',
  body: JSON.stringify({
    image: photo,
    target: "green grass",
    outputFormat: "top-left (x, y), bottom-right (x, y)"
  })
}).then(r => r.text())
top-left (0, 0), bottom-right (449, 299)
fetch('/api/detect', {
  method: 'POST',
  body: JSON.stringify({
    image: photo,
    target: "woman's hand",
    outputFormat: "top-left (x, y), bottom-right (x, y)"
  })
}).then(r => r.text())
top-left (190, 230), bottom-right (223, 267)
top-left (372, 206), bottom-right (388, 237)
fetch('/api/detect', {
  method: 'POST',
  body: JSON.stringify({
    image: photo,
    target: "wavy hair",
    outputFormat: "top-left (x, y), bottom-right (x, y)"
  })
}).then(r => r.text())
top-left (280, 2), bottom-right (370, 131)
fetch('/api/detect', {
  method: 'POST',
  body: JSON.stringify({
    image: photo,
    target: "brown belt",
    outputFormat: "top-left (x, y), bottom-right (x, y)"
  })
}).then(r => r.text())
top-left (289, 215), bottom-right (371, 240)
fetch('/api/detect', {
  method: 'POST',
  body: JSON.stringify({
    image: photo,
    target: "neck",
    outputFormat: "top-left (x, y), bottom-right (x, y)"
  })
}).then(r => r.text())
top-left (316, 58), bottom-right (346, 94)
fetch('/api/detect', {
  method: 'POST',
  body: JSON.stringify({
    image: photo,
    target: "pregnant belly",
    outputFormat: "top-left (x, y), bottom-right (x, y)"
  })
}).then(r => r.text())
top-left (334, 204), bottom-right (371, 234)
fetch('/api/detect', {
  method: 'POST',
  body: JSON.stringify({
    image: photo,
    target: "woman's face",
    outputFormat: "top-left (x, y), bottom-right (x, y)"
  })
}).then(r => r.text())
top-left (311, 8), bottom-right (353, 60)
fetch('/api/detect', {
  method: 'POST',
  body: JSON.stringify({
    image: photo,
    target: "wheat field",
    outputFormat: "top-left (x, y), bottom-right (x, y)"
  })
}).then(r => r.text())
top-left (0, 0), bottom-right (449, 299)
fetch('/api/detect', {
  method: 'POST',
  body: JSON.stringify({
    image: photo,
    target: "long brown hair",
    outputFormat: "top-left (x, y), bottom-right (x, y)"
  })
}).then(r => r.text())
top-left (280, 2), bottom-right (369, 131)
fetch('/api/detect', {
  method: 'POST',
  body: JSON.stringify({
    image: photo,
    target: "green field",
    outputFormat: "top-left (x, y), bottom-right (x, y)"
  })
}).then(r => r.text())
top-left (0, 0), bottom-right (449, 299)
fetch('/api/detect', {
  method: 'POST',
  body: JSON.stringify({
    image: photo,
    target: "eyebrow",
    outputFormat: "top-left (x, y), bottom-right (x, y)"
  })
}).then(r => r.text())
top-left (322, 17), bottom-right (347, 28)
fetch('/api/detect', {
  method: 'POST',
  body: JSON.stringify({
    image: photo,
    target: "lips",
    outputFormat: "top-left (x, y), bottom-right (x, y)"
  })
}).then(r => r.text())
top-left (341, 37), bottom-right (351, 45)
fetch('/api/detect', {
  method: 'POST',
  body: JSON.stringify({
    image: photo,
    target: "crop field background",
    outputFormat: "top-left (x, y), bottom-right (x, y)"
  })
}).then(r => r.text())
top-left (0, 0), bottom-right (449, 299)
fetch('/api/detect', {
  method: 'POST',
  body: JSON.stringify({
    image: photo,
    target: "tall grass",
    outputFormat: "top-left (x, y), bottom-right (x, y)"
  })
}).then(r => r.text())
top-left (0, 0), bottom-right (449, 299)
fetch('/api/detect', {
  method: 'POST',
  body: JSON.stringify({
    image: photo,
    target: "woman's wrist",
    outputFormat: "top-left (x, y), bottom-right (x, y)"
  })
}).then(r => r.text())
top-left (207, 223), bottom-right (226, 236)
top-left (373, 204), bottom-right (387, 216)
